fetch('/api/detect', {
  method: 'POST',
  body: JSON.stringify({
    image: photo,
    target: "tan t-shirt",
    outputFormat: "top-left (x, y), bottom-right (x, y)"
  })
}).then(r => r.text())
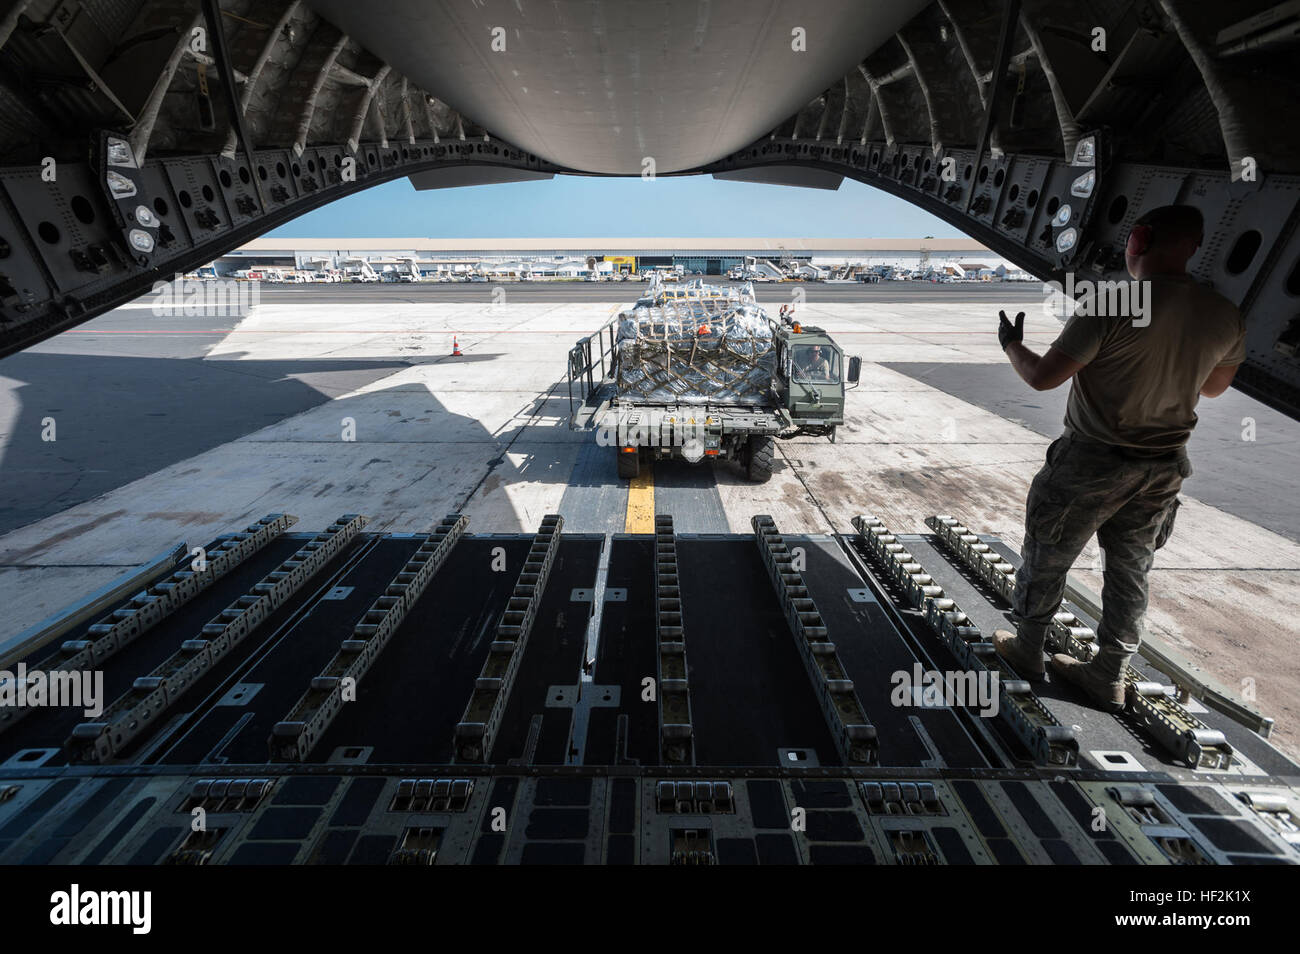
top-left (1051, 274), bottom-right (1246, 456)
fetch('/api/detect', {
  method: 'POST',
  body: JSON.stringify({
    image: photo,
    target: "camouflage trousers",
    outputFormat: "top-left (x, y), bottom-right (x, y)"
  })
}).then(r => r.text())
top-left (1011, 431), bottom-right (1190, 679)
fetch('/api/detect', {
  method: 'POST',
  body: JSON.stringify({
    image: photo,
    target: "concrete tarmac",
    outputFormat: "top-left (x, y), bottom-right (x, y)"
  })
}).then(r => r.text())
top-left (1, 284), bottom-right (1297, 760)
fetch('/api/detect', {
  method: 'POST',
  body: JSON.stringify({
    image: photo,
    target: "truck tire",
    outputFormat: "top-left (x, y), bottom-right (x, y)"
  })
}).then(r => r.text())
top-left (617, 448), bottom-right (640, 479)
top-left (746, 436), bottom-right (774, 482)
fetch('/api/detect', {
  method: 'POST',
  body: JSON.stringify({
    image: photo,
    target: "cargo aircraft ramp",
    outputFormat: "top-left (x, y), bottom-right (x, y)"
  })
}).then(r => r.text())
top-left (1, 510), bottom-right (1294, 866)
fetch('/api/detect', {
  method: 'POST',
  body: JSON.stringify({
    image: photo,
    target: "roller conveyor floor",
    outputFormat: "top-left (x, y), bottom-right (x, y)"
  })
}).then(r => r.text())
top-left (0, 513), bottom-right (1296, 866)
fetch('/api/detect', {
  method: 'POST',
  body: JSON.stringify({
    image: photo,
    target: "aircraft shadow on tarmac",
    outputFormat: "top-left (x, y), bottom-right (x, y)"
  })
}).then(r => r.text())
top-left (0, 352), bottom-right (416, 535)
top-left (0, 345), bottom-right (785, 540)
top-left (0, 350), bottom-right (644, 538)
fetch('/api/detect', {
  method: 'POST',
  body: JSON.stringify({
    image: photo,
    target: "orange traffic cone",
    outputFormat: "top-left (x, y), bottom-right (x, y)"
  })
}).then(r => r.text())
top-left (451, 335), bottom-right (463, 356)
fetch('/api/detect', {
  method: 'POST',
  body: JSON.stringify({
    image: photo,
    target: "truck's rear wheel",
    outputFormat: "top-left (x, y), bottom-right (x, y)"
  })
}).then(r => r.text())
top-left (746, 436), bottom-right (774, 482)
top-left (617, 448), bottom-right (640, 479)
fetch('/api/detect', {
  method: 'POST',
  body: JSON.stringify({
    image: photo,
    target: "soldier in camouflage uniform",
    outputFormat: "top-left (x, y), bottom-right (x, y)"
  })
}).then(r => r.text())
top-left (992, 205), bottom-right (1246, 710)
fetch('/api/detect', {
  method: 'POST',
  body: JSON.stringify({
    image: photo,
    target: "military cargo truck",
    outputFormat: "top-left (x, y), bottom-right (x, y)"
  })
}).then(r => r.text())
top-left (568, 280), bottom-right (859, 482)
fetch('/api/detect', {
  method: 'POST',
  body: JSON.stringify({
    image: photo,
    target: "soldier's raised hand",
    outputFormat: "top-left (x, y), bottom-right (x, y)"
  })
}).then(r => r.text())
top-left (998, 310), bottom-right (1025, 352)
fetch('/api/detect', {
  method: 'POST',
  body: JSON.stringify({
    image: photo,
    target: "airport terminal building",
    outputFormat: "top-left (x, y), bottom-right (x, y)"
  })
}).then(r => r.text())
top-left (220, 237), bottom-right (1028, 280)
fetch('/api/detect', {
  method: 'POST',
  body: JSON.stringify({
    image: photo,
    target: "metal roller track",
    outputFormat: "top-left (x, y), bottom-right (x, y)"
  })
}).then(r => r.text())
top-left (852, 514), bottom-right (1078, 768)
top-left (926, 515), bottom-right (1234, 771)
top-left (454, 514), bottom-right (563, 764)
top-left (140, 530), bottom-right (389, 766)
top-left (655, 515), bottom-right (695, 765)
top-left (924, 516), bottom-right (1097, 661)
top-left (67, 514), bottom-right (366, 763)
top-left (0, 513), bottom-right (295, 735)
top-left (752, 515), bottom-right (878, 766)
top-left (1, 514), bottom-right (1297, 867)
top-left (268, 514), bottom-right (468, 762)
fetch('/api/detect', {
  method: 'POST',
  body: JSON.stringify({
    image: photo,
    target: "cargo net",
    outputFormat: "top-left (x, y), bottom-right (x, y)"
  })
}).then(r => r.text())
top-left (614, 297), bottom-right (775, 405)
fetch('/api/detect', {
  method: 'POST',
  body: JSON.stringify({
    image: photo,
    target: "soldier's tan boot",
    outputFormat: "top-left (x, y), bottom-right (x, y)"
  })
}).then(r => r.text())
top-left (1048, 654), bottom-right (1126, 712)
top-left (992, 630), bottom-right (1045, 681)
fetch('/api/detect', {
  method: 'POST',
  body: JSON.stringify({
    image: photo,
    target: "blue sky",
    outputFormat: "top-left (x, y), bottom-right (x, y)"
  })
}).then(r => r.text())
top-left (267, 174), bottom-right (965, 239)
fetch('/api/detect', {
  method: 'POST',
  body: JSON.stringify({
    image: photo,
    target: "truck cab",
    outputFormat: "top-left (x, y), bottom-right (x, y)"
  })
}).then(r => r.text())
top-left (773, 324), bottom-right (858, 437)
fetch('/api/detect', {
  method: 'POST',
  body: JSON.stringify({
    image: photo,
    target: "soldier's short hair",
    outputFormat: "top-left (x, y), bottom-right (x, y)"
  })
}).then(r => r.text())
top-left (1135, 204), bottom-right (1204, 249)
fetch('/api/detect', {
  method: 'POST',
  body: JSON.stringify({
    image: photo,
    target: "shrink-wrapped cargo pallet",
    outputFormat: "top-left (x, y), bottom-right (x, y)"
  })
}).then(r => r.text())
top-left (614, 299), bottom-right (776, 405)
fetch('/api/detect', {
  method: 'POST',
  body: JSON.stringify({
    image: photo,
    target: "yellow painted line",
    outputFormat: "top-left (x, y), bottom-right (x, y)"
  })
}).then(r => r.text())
top-left (624, 463), bottom-right (656, 533)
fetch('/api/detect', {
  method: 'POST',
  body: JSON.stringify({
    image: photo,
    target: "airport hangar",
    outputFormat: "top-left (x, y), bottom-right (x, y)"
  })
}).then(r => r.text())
top-left (219, 236), bottom-right (1019, 278)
